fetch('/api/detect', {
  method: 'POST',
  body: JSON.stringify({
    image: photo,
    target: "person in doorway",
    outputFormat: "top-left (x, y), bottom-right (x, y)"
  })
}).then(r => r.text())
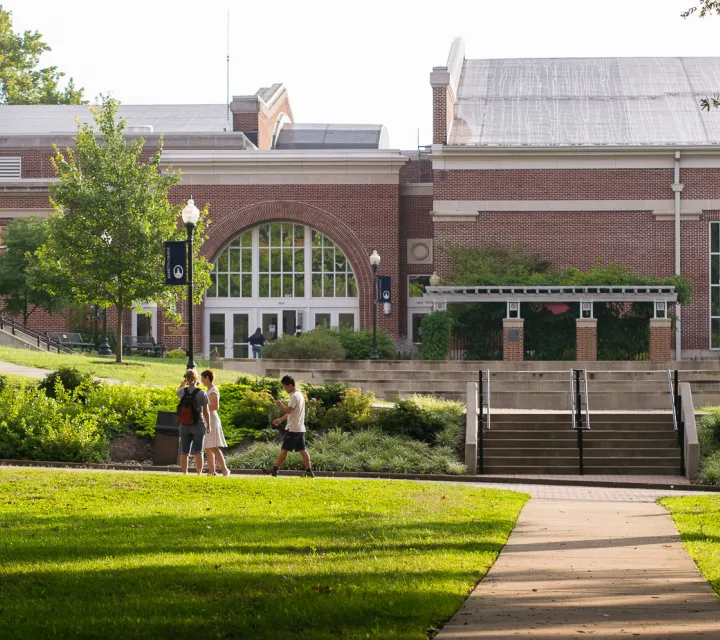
top-left (200, 369), bottom-right (230, 477)
top-left (268, 375), bottom-right (314, 477)
top-left (294, 324), bottom-right (303, 338)
top-left (177, 369), bottom-right (210, 475)
top-left (248, 328), bottom-right (266, 359)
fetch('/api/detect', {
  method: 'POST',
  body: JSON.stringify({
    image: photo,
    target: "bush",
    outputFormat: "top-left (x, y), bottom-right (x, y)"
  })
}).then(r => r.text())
top-left (305, 396), bottom-right (326, 431)
top-left (304, 382), bottom-right (348, 410)
top-left (376, 398), bottom-right (451, 443)
top-left (336, 328), bottom-right (395, 360)
top-left (261, 331), bottom-right (346, 360)
top-left (698, 450), bottom-right (720, 485)
top-left (406, 395), bottom-right (465, 449)
top-left (394, 336), bottom-right (420, 360)
top-left (230, 390), bottom-right (278, 432)
top-left (235, 375), bottom-right (285, 399)
top-left (322, 388), bottom-right (373, 431)
top-left (166, 348), bottom-right (186, 359)
top-left (420, 312), bottom-right (452, 360)
top-left (39, 366), bottom-right (98, 400)
top-left (226, 428), bottom-right (465, 474)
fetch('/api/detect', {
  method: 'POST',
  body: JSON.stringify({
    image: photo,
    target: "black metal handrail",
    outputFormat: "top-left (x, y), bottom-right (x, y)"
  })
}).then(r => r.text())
top-left (570, 368), bottom-right (591, 475)
top-left (0, 315), bottom-right (74, 355)
top-left (478, 369), bottom-right (491, 474)
top-left (670, 369), bottom-right (686, 477)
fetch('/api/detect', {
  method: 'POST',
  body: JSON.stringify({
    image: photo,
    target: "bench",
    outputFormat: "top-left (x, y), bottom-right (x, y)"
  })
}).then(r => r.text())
top-left (46, 332), bottom-right (94, 353)
top-left (122, 336), bottom-right (166, 357)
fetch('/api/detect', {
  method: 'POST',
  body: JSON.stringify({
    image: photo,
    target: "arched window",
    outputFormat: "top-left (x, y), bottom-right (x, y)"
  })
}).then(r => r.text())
top-left (207, 223), bottom-right (357, 299)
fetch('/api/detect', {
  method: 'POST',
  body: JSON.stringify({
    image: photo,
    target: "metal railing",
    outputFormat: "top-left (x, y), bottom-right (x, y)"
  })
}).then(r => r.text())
top-left (478, 369), bottom-right (491, 473)
top-left (668, 369), bottom-right (686, 477)
top-left (570, 368), bottom-right (591, 475)
top-left (0, 315), bottom-right (74, 355)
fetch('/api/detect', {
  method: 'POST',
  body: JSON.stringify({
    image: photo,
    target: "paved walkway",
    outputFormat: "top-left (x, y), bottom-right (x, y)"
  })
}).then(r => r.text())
top-left (0, 360), bottom-right (124, 385)
top-left (438, 485), bottom-right (720, 639)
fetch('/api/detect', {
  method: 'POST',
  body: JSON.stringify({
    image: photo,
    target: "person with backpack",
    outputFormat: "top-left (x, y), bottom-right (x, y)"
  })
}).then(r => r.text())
top-left (268, 375), bottom-right (314, 477)
top-left (247, 328), bottom-right (266, 359)
top-left (176, 369), bottom-right (210, 475)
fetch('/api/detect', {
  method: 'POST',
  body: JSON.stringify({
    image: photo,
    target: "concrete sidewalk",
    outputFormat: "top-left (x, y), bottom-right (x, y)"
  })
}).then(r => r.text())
top-left (438, 498), bottom-right (720, 639)
top-left (0, 360), bottom-right (125, 385)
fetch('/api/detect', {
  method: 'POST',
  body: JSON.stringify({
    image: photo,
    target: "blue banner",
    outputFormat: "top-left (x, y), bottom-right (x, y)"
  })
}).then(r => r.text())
top-left (165, 241), bottom-right (187, 285)
top-left (377, 276), bottom-right (392, 303)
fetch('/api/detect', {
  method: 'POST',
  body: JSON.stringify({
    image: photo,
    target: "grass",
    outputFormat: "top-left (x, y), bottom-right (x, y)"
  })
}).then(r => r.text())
top-left (0, 468), bottom-right (528, 639)
top-left (0, 346), bottom-right (241, 386)
top-left (659, 495), bottom-right (720, 598)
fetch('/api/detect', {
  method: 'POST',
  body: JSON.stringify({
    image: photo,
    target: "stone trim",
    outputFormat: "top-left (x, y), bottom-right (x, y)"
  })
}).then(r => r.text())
top-left (400, 183), bottom-right (433, 196)
top-left (0, 207), bottom-right (52, 218)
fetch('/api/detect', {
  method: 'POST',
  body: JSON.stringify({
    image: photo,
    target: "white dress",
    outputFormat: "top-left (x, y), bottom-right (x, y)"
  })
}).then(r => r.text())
top-left (204, 386), bottom-right (228, 449)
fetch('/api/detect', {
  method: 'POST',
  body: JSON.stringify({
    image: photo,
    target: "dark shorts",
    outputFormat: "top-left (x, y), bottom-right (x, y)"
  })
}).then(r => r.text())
top-left (281, 431), bottom-right (306, 452)
top-left (179, 423), bottom-right (206, 455)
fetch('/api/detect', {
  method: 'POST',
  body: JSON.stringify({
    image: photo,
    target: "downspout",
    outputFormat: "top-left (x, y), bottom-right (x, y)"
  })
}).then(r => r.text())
top-left (673, 151), bottom-right (683, 359)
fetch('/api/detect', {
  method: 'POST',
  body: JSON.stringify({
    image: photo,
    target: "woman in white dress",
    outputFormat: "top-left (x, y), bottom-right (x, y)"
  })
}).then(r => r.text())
top-left (200, 369), bottom-right (230, 477)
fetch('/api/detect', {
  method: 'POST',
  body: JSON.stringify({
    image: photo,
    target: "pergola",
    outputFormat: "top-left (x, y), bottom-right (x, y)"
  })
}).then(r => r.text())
top-left (422, 285), bottom-right (678, 361)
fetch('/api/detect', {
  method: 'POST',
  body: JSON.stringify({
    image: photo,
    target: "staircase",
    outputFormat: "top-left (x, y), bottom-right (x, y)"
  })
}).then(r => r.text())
top-left (482, 412), bottom-right (681, 475)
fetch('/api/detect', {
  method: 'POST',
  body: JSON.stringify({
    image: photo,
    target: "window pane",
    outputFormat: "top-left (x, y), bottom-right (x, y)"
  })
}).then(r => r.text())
top-left (229, 249), bottom-right (240, 272)
top-left (312, 274), bottom-right (322, 297)
top-left (271, 223), bottom-right (281, 246)
top-left (713, 318), bottom-right (720, 349)
top-left (713, 223), bottom-right (720, 253)
top-left (217, 249), bottom-right (229, 272)
top-left (230, 274), bottom-right (241, 297)
top-left (714, 287), bottom-right (720, 316)
top-left (217, 274), bottom-right (229, 297)
top-left (242, 250), bottom-right (252, 272)
top-left (312, 249), bottom-right (322, 272)
top-left (242, 231), bottom-right (252, 247)
top-left (208, 273), bottom-right (217, 297)
top-left (348, 274), bottom-right (357, 297)
top-left (323, 249), bottom-right (334, 272)
top-left (323, 274), bottom-right (334, 297)
top-left (233, 314), bottom-right (248, 344)
top-left (339, 313), bottom-right (354, 330)
top-left (271, 275), bottom-right (281, 297)
top-left (335, 249), bottom-right (347, 272)
top-left (281, 224), bottom-right (293, 247)
top-left (335, 274), bottom-right (346, 297)
top-left (259, 249), bottom-right (269, 272)
top-left (282, 249), bottom-right (293, 272)
top-left (271, 249), bottom-right (281, 273)
top-left (294, 249), bottom-right (304, 272)
top-left (409, 276), bottom-right (431, 297)
top-left (230, 237), bottom-right (241, 248)
top-left (283, 274), bottom-right (293, 297)
top-left (412, 313), bottom-right (426, 343)
top-left (312, 230), bottom-right (322, 246)
top-left (295, 274), bottom-right (304, 297)
top-left (259, 275), bottom-right (269, 297)
top-left (210, 345), bottom-right (225, 357)
top-left (209, 314), bottom-right (225, 343)
top-left (242, 276), bottom-right (252, 297)
top-left (323, 236), bottom-right (334, 249)
top-left (713, 255), bottom-right (720, 285)
top-left (233, 344), bottom-right (248, 358)
top-left (295, 225), bottom-right (304, 245)
top-left (315, 313), bottom-right (330, 329)
top-left (136, 314), bottom-right (152, 338)
top-left (259, 225), bottom-right (270, 247)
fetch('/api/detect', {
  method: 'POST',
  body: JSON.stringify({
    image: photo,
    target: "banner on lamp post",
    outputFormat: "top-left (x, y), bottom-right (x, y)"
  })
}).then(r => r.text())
top-left (377, 276), bottom-right (392, 303)
top-left (164, 241), bottom-right (187, 285)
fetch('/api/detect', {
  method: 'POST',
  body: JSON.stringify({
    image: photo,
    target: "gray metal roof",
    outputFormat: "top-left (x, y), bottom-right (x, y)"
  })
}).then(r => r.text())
top-left (274, 123), bottom-right (389, 149)
top-left (0, 104), bottom-right (233, 134)
top-left (450, 57), bottom-right (720, 147)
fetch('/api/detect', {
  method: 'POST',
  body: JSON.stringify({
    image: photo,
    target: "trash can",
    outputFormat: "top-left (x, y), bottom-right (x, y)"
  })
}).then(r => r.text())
top-left (154, 411), bottom-right (179, 466)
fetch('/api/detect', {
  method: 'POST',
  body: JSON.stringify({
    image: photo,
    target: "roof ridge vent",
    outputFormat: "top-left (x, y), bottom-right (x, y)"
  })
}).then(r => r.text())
top-left (126, 124), bottom-right (154, 133)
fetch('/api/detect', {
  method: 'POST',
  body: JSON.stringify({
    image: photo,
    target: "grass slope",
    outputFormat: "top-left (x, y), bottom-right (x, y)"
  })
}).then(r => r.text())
top-left (659, 495), bottom-right (720, 598)
top-left (0, 347), bottom-right (240, 386)
top-left (0, 468), bottom-right (527, 639)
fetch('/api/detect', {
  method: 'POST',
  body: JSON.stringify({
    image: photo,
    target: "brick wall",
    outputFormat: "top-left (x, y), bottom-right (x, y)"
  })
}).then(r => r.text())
top-left (576, 319), bottom-right (598, 361)
top-left (432, 86), bottom-right (448, 145)
top-left (650, 318), bottom-right (672, 361)
top-left (502, 319), bottom-right (524, 361)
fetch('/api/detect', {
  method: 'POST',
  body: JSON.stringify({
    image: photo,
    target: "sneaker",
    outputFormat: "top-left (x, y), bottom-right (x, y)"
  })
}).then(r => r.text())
top-left (304, 469), bottom-right (315, 478)
top-left (271, 467), bottom-right (278, 477)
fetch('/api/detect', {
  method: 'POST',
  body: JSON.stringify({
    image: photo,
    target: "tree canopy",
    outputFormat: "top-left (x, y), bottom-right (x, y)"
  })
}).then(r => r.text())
top-left (0, 5), bottom-right (84, 105)
top-left (34, 96), bottom-right (212, 362)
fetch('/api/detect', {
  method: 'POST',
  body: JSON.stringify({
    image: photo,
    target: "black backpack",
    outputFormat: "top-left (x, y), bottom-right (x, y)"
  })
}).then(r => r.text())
top-left (177, 388), bottom-right (201, 425)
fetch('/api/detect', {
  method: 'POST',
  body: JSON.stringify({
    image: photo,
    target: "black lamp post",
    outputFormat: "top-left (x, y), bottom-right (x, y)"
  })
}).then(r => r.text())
top-left (182, 198), bottom-right (200, 370)
top-left (93, 304), bottom-right (100, 351)
top-left (98, 308), bottom-right (112, 356)
top-left (369, 249), bottom-right (381, 360)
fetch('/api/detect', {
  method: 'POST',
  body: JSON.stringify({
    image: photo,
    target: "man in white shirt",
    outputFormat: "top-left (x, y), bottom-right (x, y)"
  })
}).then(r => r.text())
top-left (269, 375), bottom-right (314, 477)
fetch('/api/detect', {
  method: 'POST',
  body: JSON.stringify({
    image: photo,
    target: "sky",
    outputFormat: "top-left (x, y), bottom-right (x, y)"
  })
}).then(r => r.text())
top-left (7, 0), bottom-right (720, 149)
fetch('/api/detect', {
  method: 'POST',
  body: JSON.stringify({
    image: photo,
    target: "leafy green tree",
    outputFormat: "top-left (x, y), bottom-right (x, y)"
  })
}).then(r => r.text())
top-left (0, 217), bottom-right (60, 325)
top-left (34, 96), bottom-right (212, 363)
top-left (682, 2), bottom-right (720, 109)
top-left (0, 5), bottom-right (84, 105)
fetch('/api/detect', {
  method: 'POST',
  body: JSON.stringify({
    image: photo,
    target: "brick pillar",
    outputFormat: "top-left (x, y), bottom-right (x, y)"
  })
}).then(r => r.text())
top-left (650, 318), bottom-right (672, 361)
top-left (503, 318), bottom-right (524, 361)
top-left (430, 67), bottom-right (452, 145)
top-left (576, 318), bottom-right (597, 361)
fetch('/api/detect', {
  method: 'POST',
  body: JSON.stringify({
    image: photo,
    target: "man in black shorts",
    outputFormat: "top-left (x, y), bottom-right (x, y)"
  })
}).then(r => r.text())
top-left (269, 375), bottom-right (314, 477)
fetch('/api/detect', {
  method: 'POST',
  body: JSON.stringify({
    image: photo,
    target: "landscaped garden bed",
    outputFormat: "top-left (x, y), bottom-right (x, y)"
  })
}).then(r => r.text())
top-left (0, 468), bottom-right (528, 639)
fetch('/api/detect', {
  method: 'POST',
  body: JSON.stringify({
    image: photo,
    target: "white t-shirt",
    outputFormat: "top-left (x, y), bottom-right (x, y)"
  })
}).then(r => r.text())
top-left (286, 390), bottom-right (306, 432)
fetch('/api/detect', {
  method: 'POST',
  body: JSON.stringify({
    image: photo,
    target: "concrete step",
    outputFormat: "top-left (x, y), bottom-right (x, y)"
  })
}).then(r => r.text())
top-left (482, 464), bottom-right (682, 474)
top-left (484, 437), bottom-right (678, 448)
top-left (484, 447), bottom-right (680, 459)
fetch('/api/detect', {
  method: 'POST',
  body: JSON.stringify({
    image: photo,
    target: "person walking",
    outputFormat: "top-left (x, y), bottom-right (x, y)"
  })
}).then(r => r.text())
top-left (269, 375), bottom-right (314, 477)
top-left (248, 328), bottom-right (266, 359)
top-left (200, 369), bottom-right (230, 477)
top-left (177, 369), bottom-right (210, 475)
top-left (293, 325), bottom-right (303, 338)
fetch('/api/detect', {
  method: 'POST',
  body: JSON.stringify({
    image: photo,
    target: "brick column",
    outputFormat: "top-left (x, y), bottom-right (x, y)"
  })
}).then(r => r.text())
top-left (576, 318), bottom-right (597, 361)
top-left (503, 318), bottom-right (524, 361)
top-left (650, 318), bottom-right (672, 361)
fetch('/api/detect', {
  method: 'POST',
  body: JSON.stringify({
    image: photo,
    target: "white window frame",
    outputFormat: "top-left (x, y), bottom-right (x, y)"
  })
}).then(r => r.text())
top-left (710, 222), bottom-right (720, 350)
top-left (131, 303), bottom-right (157, 340)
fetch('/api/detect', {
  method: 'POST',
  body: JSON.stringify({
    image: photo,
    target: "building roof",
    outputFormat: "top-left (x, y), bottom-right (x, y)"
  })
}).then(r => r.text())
top-left (274, 123), bottom-right (389, 150)
top-left (0, 104), bottom-right (234, 134)
top-left (450, 56), bottom-right (720, 147)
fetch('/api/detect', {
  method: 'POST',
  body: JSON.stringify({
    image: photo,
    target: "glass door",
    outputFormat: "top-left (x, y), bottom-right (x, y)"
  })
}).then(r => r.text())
top-left (262, 313), bottom-right (278, 341)
top-left (209, 313), bottom-right (226, 357)
top-left (232, 313), bottom-right (249, 358)
top-left (282, 310), bottom-right (297, 337)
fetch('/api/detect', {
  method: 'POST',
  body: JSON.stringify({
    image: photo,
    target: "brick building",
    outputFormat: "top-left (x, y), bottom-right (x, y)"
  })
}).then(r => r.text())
top-left (2, 38), bottom-right (720, 359)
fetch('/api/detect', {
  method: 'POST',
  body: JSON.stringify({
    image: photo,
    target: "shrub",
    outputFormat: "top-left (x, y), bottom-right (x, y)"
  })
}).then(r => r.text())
top-left (406, 395), bottom-right (465, 449)
top-left (420, 312), bottom-right (452, 360)
top-left (336, 328), bottom-right (395, 360)
top-left (166, 348), bottom-right (186, 359)
top-left (698, 450), bottom-right (720, 485)
top-left (261, 331), bottom-right (346, 360)
top-left (304, 382), bottom-right (348, 410)
top-left (394, 336), bottom-right (420, 360)
top-left (322, 388), bottom-right (373, 431)
top-left (305, 396), bottom-right (326, 431)
top-left (230, 390), bottom-right (277, 432)
top-left (376, 398), bottom-right (450, 443)
top-left (226, 428), bottom-right (465, 474)
top-left (235, 375), bottom-right (284, 399)
top-left (39, 366), bottom-right (97, 400)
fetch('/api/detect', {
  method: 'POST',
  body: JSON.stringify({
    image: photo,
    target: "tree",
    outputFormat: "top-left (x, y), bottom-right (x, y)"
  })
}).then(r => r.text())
top-left (682, 2), bottom-right (720, 109)
top-left (34, 96), bottom-right (212, 363)
top-left (0, 5), bottom-right (84, 104)
top-left (0, 217), bottom-right (60, 325)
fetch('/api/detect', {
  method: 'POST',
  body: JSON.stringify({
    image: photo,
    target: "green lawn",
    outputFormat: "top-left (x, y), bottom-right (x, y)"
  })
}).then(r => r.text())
top-left (659, 495), bottom-right (720, 598)
top-left (0, 347), bottom-right (242, 386)
top-left (0, 468), bottom-right (528, 639)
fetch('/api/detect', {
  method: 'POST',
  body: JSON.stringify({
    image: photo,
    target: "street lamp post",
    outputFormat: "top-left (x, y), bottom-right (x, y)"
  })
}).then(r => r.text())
top-left (182, 198), bottom-right (200, 370)
top-left (93, 305), bottom-right (100, 351)
top-left (369, 250), bottom-right (381, 360)
top-left (98, 308), bottom-right (112, 356)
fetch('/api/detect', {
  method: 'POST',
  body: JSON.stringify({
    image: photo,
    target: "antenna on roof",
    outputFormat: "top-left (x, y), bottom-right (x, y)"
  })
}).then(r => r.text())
top-left (226, 9), bottom-right (231, 125)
